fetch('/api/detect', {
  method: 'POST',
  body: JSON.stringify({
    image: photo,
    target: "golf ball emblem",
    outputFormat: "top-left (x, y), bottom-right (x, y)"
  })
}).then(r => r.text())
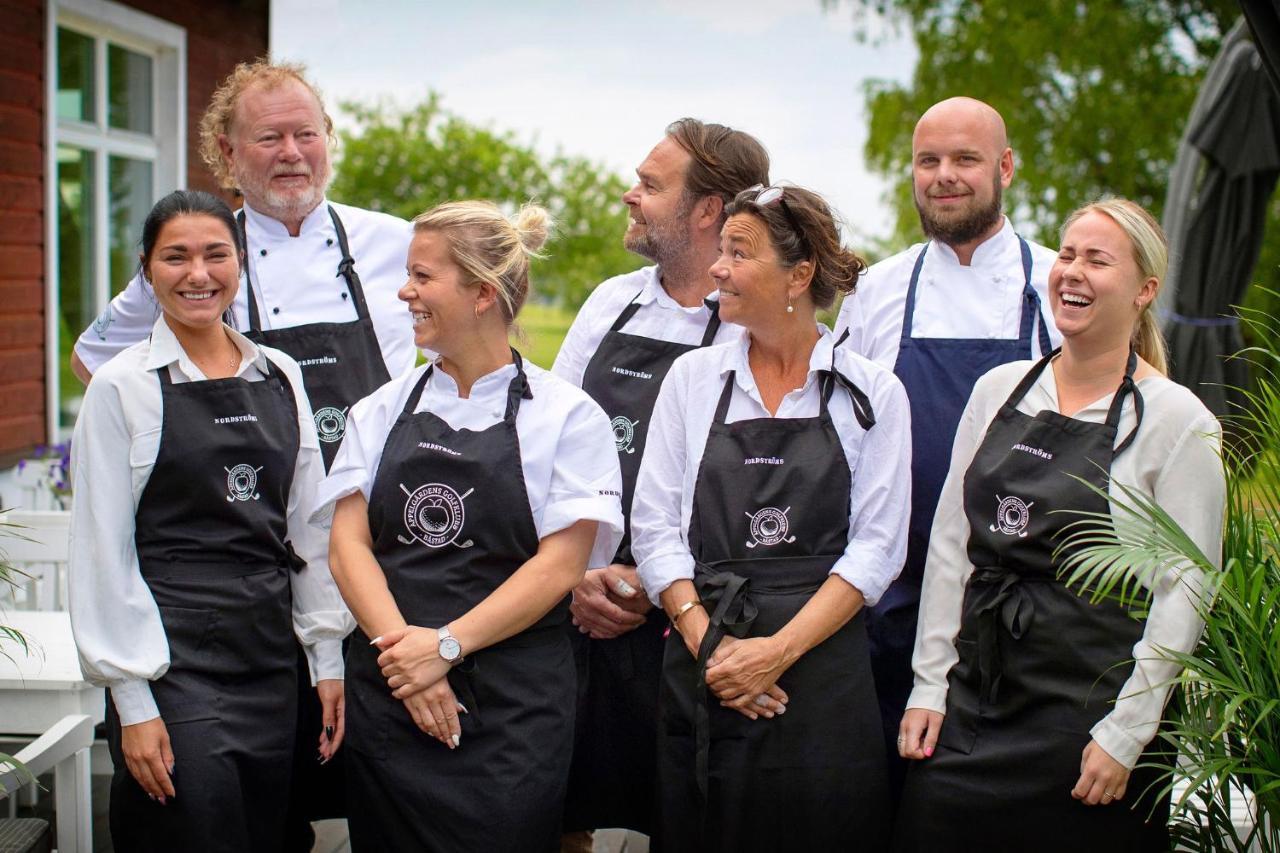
top-left (225, 464), bottom-right (263, 502)
top-left (612, 415), bottom-right (640, 455)
top-left (314, 407), bottom-right (347, 443)
top-left (744, 506), bottom-right (796, 548)
top-left (990, 495), bottom-right (1034, 538)
top-left (399, 483), bottom-right (475, 549)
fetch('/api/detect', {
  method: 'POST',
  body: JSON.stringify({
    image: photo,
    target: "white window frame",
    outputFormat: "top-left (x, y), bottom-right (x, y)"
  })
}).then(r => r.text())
top-left (44, 0), bottom-right (186, 438)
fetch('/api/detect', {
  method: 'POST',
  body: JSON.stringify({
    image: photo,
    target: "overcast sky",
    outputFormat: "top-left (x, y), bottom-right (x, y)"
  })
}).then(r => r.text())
top-left (270, 0), bottom-right (917, 244)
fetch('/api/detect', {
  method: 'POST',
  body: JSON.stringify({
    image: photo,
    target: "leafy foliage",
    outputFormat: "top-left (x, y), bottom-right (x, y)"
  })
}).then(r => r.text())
top-left (330, 94), bottom-right (643, 309)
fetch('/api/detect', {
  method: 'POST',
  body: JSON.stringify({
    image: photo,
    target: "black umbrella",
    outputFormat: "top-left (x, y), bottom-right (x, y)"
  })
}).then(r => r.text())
top-left (1241, 0), bottom-right (1280, 96)
top-left (1160, 19), bottom-right (1280, 418)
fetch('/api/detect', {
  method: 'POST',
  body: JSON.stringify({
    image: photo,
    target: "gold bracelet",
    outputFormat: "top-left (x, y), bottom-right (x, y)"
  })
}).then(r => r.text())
top-left (671, 599), bottom-right (704, 625)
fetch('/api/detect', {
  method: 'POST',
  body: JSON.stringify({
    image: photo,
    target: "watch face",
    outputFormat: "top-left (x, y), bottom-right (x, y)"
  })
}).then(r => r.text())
top-left (440, 637), bottom-right (462, 661)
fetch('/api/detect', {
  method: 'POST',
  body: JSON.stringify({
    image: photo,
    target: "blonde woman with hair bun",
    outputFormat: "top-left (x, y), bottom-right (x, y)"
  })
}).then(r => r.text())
top-left (896, 198), bottom-right (1224, 851)
top-left (313, 200), bottom-right (625, 850)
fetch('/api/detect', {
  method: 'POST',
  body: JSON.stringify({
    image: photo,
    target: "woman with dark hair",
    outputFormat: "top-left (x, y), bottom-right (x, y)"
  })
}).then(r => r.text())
top-left (632, 184), bottom-right (912, 850)
top-left (68, 189), bottom-right (352, 852)
top-left (894, 199), bottom-right (1224, 851)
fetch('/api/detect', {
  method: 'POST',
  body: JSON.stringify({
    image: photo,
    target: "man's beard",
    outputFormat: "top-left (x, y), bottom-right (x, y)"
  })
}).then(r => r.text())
top-left (235, 162), bottom-right (329, 223)
top-left (624, 195), bottom-right (694, 266)
top-left (916, 175), bottom-right (1003, 247)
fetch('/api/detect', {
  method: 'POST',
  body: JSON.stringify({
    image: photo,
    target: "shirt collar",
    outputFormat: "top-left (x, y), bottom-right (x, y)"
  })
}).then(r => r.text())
top-left (241, 197), bottom-right (332, 240)
top-left (720, 324), bottom-right (836, 396)
top-left (426, 355), bottom-right (519, 400)
top-left (928, 216), bottom-right (1017, 270)
top-left (144, 314), bottom-right (271, 378)
top-left (645, 266), bottom-right (722, 312)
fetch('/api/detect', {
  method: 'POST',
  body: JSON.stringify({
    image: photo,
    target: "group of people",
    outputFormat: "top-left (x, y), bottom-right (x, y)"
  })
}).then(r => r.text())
top-left (64, 57), bottom-right (1224, 853)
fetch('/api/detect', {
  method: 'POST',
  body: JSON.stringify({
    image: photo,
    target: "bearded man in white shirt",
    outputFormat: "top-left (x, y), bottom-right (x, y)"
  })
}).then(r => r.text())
top-left (552, 118), bottom-right (769, 845)
top-left (833, 96), bottom-right (1061, 805)
top-left (70, 59), bottom-right (413, 853)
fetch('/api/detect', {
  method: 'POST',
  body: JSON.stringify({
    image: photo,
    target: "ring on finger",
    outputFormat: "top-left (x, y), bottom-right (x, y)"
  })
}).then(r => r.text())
top-left (1103, 792), bottom-right (1114, 800)
top-left (754, 695), bottom-right (771, 708)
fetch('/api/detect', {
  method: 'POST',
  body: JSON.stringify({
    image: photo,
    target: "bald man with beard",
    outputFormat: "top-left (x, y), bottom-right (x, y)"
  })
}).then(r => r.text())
top-left (834, 97), bottom-right (1062, 805)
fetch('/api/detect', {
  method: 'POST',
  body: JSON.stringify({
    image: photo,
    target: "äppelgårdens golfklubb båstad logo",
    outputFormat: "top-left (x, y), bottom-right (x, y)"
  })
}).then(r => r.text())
top-left (612, 415), bottom-right (640, 455)
top-left (399, 483), bottom-right (474, 549)
top-left (744, 506), bottom-right (796, 549)
top-left (990, 495), bottom-right (1034, 538)
top-left (225, 464), bottom-right (263, 502)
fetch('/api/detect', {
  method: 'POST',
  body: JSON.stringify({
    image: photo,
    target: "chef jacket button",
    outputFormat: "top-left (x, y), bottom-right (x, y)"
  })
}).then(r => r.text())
top-left (260, 248), bottom-right (268, 256)
top-left (272, 307), bottom-right (281, 315)
top-left (341, 292), bottom-right (349, 300)
top-left (326, 238), bottom-right (334, 246)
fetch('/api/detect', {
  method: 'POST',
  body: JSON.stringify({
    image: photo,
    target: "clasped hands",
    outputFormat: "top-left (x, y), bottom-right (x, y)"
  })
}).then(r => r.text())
top-left (373, 626), bottom-right (465, 750)
top-left (703, 635), bottom-right (789, 721)
top-left (570, 564), bottom-right (652, 639)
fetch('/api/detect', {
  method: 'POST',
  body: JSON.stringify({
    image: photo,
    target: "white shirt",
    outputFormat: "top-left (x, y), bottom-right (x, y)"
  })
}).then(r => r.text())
top-left (908, 359), bottom-right (1224, 769)
top-left (551, 265), bottom-right (741, 388)
top-left (632, 325), bottom-right (913, 606)
top-left (310, 358), bottom-right (625, 570)
top-left (834, 218), bottom-right (1062, 370)
top-left (68, 317), bottom-right (354, 727)
top-left (75, 199), bottom-right (416, 378)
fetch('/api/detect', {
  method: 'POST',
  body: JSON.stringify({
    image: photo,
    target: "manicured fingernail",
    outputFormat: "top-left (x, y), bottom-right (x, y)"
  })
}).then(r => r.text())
top-left (325, 726), bottom-right (334, 739)
top-left (148, 794), bottom-right (156, 801)
top-left (369, 636), bottom-right (382, 646)
top-left (168, 763), bottom-right (175, 776)
top-left (924, 746), bottom-right (934, 758)
top-left (158, 796), bottom-right (167, 805)
top-left (776, 705), bottom-right (786, 714)
top-left (616, 580), bottom-right (636, 596)
top-left (456, 702), bottom-right (468, 714)
top-left (451, 734), bottom-right (461, 747)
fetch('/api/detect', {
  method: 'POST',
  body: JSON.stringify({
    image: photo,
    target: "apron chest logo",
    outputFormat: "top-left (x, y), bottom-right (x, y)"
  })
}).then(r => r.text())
top-left (990, 495), bottom-right (1034, 538)
top-left (225, 464), bottom-right (263, 502)
top-left (399, 483), bottom-right (475, 549)
top-left (296, 355), bottom-right (339, 369)
top-left (612, 416), bottom-right (641, 454)
top-left (314, 406), bottom-right (348, 443)
top-left (744, 506), bottom-right (796, 549)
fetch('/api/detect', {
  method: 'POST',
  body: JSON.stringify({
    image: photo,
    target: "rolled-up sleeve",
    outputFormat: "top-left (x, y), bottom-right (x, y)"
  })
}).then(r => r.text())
top-left (830, 372), bottom-right (911, 605)
top-left (540, 396), bottom-right (625, 567)
top-left (73, 273), bottom-right (161, 374)
top-left (68, 372), bottom-right (168, 726)
top-left (632, 360), bottom-right (696, 604)
top-left (309, 379), bottom-right (402, 529)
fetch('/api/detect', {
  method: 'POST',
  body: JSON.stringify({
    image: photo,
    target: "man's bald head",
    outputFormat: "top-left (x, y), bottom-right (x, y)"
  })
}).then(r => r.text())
top-left (910, 97), bottom-right (1015, 252)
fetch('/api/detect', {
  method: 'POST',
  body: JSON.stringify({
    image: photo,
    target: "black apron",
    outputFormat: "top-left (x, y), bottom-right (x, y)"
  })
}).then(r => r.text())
top-left (655, 360), bottom-right (890, 853)
top-left (106, 358), bottom-right (302, 853)
top-left (344, 353), bottom-right (576, 852)
top-left (896, 351), bottom-right (1172, 853)
top-left (238, 205), bottom-right (390, 845)
top-left (566, 292), bottom-right (721, 834)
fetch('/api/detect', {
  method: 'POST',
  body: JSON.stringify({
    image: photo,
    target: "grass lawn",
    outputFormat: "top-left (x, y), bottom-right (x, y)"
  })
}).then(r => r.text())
top-left (513, 301), bottom-right (576, 369)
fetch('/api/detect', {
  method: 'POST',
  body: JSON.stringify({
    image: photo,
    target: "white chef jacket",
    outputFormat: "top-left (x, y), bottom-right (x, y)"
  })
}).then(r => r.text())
top-left (310, 357), bottom-right (626, 570)
top-left (68, 316), bottom-right (354, 727)
top-left (74, 199), bottom-right (416, 378)
top-left (908, 359), bottom-right (1224, 769)
top-left (551, 265), bottom-right (741, 387)
top-left (631, 325), bottom-right (913, 607)
top-left (834, 218), bottom-right (1062, 369)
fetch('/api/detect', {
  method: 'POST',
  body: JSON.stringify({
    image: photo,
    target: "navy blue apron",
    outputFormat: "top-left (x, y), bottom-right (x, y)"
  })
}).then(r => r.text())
top-left (870, 236), bottom-right (1051, 801)
top-left (566, 291), bottom-right (720, 835)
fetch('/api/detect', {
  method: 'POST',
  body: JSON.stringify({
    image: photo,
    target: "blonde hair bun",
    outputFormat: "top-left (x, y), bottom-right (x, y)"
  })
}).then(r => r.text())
top-left (514, 203), bottom-right (552, 255)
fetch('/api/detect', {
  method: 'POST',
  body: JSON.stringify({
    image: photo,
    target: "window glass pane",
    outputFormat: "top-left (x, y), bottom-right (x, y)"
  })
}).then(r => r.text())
top-left (108, 45), bottom-right (153, 133)
top-left (109, 156), bottom-right (153, 295)
top-left (57, 146), bottom-right (96, 428)
top-left (56, 27), bottom-right (95, 123)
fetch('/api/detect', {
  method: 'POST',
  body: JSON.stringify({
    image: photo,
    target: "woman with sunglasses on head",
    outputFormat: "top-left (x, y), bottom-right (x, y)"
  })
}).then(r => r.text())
top-left (894, 199), bottom-right (1224, 852)
top-left (314, 201), bottom-right (624, 851)
top-left (68, 189), bottom-right (352, 853)
top-left (632, 184), bottom-right (911, 851)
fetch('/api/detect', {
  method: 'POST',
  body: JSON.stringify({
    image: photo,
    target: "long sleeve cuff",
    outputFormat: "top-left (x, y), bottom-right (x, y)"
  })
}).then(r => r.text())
top-left (304, 639), bottom-right (345, 685)
top-left (110, 678), bottom-right (160, 726)
top-left (905, 684), bottom-right (948, 715)
top-left (1090, 715), bottom-right (1147, 771)
top-left (830, 541), bottom-right (900, 607)
top-left (637, 550), bottom-right (696, 606)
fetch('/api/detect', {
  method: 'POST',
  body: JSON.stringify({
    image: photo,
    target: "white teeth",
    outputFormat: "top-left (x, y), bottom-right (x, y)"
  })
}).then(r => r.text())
top-left (1061, 293), bottom-right (1092, 307)
top-left (411, 312), bottom-right (431, 322)
top-left (181, 291), bottom-right (214, 300)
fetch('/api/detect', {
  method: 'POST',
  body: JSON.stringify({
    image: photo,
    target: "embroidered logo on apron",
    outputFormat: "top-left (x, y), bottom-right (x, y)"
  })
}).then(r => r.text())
top-left (990, 495), bottom-right (1034, 537)
top-left (612, 415), bottom-right (640, 454)
top-left (743, 506), bottom-right (796, 549)
top-left (225, 464), bottom-right (263, 502)
top-left (92, 305), bottom-right (113, 341)
top-left (398, 483), bottom-right (475, 549)
top-left (314, 406), bottom-right (348, 443)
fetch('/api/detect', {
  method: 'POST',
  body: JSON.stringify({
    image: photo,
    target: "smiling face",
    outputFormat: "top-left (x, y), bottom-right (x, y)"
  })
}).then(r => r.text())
top-left (709, 213), bottom-right (798, 331)
top-left (911, 99), bottom-right (1012, 248)
top-left (621, 136), bottom-right (695, 264)
top-left (399, 229), bottom-right (477, 356)
top-left (145, 214), bottom-right (241, 333)
top-left (221, 79), bottom-right (331, 223)
top-left (1050, 210), bottom-right (1158, 348)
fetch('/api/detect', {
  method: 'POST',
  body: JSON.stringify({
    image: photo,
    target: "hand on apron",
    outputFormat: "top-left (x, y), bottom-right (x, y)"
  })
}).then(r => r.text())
top-left (373, 626), bottom-right (452, 699)
top-left (401, 679), bottom-right (466, 749)
top-left (121, 716), bottom-right (176, 803)
top-left (570, 567), bottom-right (648, 639)
top-left (898, 708), bottom-right (943, 759)
top-left (316, 678), bottom-right (346, 763)
top-left (600, 564), bottom-right (652, 617)
top-left (1072, 739), bottom-right (1130, 806)
top-left (705, 636), bottom-right (791, 718)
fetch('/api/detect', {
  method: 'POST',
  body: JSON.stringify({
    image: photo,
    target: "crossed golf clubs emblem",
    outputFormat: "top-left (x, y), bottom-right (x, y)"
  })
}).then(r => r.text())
top-left (399, 483), bottom-right (475, 549)
top-left (612, 415), bottom-right (640, 455)
top-left (990, 495), bottom-right (1034, 538)
top-left (744, 506), bottom-right (796, 549)
top-left (225, 464), bottom-right (263, 502)
top-left (314, 406), bottom-right (348, 443)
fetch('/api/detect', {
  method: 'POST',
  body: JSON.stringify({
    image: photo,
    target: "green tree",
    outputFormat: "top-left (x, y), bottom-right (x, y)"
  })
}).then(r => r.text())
top-left (330, 94), bottom-right (642, 309)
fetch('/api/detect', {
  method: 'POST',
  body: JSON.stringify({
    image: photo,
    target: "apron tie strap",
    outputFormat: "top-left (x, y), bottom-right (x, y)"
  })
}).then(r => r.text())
top-left (691, 571), bottom-right (758, 800)
top-left (971, 567), bottom-right (1038, 705)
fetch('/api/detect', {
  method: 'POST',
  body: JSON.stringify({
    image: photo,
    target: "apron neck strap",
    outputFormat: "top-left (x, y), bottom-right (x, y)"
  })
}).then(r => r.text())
top-left (899, 243), bottom-right (929, 340)
top-left (1004, 347), bottom-right (1058, 408)
top-left (822, 369), bottom-right (876, 430)
top-left (713, 371), bottom-right (737, 424)
top-left (402, 349), bottom-right (533, 420)
top-left (238, 210), bottom-right (263, 333)
top-left (699, 299), bottom-right (722, 347)
top-left (1015, 236), bottom-right (1053, 356)
top-left (608, 294), bottom-right (644, 332)
top-left (327, 206), bottom-right (374, 322)
top-left (1106, 349), bottom-right (1143, 456)
top-left (401, 364), bottom-right (434, 416)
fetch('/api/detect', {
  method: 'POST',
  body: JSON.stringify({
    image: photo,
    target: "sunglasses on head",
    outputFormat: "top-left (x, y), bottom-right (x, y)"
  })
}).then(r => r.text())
top-left (739, 184), bottom-right (808, 251)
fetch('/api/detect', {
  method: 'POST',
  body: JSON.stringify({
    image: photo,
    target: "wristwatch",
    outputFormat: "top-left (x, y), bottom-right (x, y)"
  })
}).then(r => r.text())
top-left (438, 625), bottom-right (463, 664)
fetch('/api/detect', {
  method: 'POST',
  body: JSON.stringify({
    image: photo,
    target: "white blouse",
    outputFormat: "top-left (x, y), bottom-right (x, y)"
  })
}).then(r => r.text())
top-left (310, 356), bottom-right (625, 570)
top-left (74, 199), bottom-right (417, 379)
top-left (631, 325), bottom-right (913, 606)
top-left (908, 359), bottom-right (1224, 769)
top-left (69, 317), bottom-right (353, 727)
top-left (551, 265), bottom-right (740, 388)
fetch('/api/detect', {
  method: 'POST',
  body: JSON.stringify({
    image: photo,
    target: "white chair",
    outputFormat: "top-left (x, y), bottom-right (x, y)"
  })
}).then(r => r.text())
top-left (0, 714), bottom-right (93, 853)
top-left (0, 512), bottom-right (72, 611)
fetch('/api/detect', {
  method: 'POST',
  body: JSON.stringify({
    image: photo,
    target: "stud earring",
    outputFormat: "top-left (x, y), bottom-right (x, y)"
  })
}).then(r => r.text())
top-left (786, 301), bottom-right (794, 314)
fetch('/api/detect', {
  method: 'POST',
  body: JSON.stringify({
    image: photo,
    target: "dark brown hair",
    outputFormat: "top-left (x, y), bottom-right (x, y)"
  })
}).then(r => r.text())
top-left (666, 118), bottom-right (770, 223)
top-left (726, 186), bottom-right (866, 310)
